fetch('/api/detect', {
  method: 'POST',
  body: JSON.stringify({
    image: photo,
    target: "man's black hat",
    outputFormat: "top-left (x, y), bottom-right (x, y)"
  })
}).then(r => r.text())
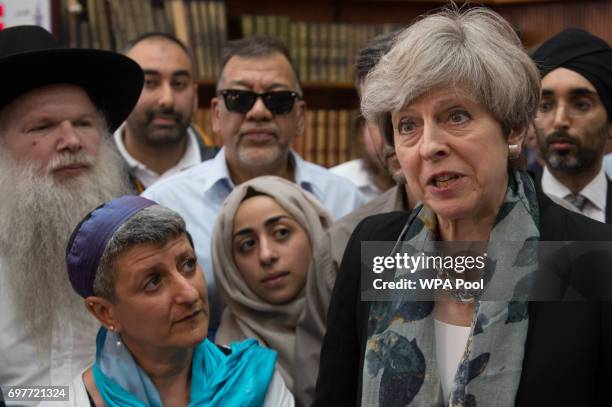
top-left (0, 25), bottom-right (144, 131)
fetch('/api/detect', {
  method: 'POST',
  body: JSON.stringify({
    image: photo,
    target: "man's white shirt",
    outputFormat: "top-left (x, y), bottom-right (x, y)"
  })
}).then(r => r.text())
top-left (0, 259), bottom-right (98, 406)
top-left (541, 165), bottom-right (607, 222)
top-left (113, 125), bottom-right (203, 189)
top-left (330, 158), bottom-right (382, 202)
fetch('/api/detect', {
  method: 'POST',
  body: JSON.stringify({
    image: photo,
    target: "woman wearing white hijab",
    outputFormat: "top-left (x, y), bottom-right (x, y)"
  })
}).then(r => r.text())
top-left (212, 176), bottom-right (332, 392)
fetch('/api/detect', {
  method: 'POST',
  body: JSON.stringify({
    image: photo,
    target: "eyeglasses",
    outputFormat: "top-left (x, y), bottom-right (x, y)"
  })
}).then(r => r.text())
top-left (219, 89), bottom-right (300, 115)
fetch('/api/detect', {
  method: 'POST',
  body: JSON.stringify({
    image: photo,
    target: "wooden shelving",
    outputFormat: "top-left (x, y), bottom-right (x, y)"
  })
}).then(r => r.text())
top-left (53, 0), bottom-right (612, 163)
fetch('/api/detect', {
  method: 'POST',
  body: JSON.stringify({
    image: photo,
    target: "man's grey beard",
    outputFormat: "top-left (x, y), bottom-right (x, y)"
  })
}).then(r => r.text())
top-left (0, 135), bottom-right (131, 349)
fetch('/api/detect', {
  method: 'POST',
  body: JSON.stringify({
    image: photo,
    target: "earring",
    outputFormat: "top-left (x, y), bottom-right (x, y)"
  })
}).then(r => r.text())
top-left (108, 324), bottom-right (115, 332)
top-left (508, 144), bottom-right (520, 159)
top-left (116, 337), bottom-right (123, 347)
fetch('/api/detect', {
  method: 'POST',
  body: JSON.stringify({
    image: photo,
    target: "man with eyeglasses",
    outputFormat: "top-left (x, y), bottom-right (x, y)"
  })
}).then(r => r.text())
top-left (532, 29), bottom-right (612, 223)
top-left (144, 36), bottom-right (366, 334)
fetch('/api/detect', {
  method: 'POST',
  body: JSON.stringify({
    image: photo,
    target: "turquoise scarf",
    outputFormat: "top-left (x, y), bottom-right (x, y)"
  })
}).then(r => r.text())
top-left (362, 170), bottom-right (540, 406)
top-left (92, 328), bottom-right (276, 406)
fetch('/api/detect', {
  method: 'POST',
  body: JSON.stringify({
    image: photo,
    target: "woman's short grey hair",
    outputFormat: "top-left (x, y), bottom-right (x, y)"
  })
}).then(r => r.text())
top-left (93, 205), bottom-right (188, 302)
top-left (362, 7), bottom-right (541, 145)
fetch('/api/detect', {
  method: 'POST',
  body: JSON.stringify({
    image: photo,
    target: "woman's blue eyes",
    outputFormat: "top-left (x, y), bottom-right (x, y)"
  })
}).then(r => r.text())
top-left (448, 110), bottom-right (471, 124)
top-left (397, 109), bottom-right (471, 135)
top-left (397, 120), bottom-right (416, 134)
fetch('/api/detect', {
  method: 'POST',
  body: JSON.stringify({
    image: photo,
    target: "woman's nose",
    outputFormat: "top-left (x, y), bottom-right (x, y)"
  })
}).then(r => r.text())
top-left (419, 122), bottom-right (450, 161)
top-left (259, 237), bottom-right (279, 266)
top-left (174, 273), bottom-right (199, 305)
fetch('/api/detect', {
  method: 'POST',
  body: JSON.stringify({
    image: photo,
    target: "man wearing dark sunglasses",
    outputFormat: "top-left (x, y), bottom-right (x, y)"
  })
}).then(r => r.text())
top-left (144, 36), bottom-right (366, 335)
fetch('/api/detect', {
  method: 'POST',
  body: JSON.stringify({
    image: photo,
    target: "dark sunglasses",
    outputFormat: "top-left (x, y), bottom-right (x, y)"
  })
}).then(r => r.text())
top-left (219, 89), bottom-right (300, 115)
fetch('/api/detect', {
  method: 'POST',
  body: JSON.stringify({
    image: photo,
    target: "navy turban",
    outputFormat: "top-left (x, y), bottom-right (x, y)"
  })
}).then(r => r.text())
top-left (532, 28), bottom-right (612, 122)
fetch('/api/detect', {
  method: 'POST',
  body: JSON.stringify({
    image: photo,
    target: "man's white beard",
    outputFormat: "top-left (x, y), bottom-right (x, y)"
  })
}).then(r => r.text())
top-left (0, 135), bottom-right (131, 349)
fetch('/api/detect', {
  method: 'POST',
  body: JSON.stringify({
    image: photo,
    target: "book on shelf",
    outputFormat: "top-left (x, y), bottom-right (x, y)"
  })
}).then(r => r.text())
top-left (304, 109), bottom-right (316, 163)
top-left (296, 21), bottom-right (309, 82)
top-left (326, 109), bottom-right (339, 167)
top-left (315, 109), bottom-right (327, 166)
top-left (338, 110), bottom-right (351, 164)
top-left (192, 108), bottom-right (218, 147)
top-left (237, 14), bottom-right (399, 84)
top-left (209, 1), bottom-right (227, 78)
top-left (308, 22), bottom-right (319, 82)
top-left (61, 0), bottom-right (227, 80)
top-left (85, 0), bottom-right (100, 49)
top-left (169, 0), bottom-right (188, 45)
top-left (188, 0), bottom-right (205, 79)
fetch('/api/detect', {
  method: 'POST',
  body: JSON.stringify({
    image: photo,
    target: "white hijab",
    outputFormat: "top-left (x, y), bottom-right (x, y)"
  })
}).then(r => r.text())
top-left (212, 176), bottom-right (332, 390)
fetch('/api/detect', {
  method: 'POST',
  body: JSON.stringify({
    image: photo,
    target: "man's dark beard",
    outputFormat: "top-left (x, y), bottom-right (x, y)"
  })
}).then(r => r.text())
top-left (143, 108), bottom-right (190, 146)
top-left (538, 129), bottom-right (606, 174)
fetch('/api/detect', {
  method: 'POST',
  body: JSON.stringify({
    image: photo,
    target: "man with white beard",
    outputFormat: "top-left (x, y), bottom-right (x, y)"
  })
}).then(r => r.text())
top-left (0, 25), bottom-right (143, 402)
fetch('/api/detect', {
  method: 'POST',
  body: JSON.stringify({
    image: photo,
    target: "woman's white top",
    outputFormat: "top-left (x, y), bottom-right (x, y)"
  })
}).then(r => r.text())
top-left (37, 367), bottom-right (294, 407)
top-left (434, 319), bottom-right (471, 405)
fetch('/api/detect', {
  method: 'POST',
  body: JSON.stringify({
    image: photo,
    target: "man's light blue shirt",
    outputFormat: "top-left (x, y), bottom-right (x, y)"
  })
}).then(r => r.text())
top-left (143, 148), bottom-right (366, 330)
top-left (604, 154), bottom-right (612, 179)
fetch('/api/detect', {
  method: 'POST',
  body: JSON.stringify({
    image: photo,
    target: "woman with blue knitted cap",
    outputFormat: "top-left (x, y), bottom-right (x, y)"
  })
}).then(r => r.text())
top-left (55, 195), bottom-right (294, 406)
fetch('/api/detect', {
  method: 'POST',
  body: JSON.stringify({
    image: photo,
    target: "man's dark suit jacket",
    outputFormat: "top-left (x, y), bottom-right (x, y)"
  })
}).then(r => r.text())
top-left (314, 191), bottom-right (612, 406)
top-left (532, 167), bottom-right (612, 223)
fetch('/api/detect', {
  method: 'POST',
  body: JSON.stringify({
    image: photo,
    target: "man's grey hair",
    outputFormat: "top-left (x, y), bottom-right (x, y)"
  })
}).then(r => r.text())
top-left (362, 7), bottom-right (541, 145)
top-left (217, 36), bottom-right (302, 95)
top-left (93, 205), bottom-right (188, 302)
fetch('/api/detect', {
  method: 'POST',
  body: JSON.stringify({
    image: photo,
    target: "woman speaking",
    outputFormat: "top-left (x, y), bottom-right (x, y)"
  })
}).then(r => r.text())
top-left (315, 7), bottom-right (612, 407)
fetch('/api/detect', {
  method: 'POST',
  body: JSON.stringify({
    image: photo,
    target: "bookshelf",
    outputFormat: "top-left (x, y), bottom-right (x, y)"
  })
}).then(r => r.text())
top-left (54, 0), bottom-right (612, 167)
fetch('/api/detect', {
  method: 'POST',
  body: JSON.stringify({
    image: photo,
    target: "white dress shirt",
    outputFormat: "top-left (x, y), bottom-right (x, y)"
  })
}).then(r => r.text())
top-left (330, 158), bottom-right (382, 202)
top-left (113, 125), bottom-right (203, 189)
top-left (0, 260), bottom-right (99, 407)
top-left (541, 165), bottom-right (607, 222)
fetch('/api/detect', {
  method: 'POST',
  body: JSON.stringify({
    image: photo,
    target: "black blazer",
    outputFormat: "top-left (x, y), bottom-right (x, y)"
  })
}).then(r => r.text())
top-left (314, 192), bottom-right (612, 406)
top-left (532, 168), bottom-right (612, 223)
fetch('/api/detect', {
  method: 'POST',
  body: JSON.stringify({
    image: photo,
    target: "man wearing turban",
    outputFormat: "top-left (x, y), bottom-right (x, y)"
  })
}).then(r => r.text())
top-left (532, 28), bottom-right (612, 223)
